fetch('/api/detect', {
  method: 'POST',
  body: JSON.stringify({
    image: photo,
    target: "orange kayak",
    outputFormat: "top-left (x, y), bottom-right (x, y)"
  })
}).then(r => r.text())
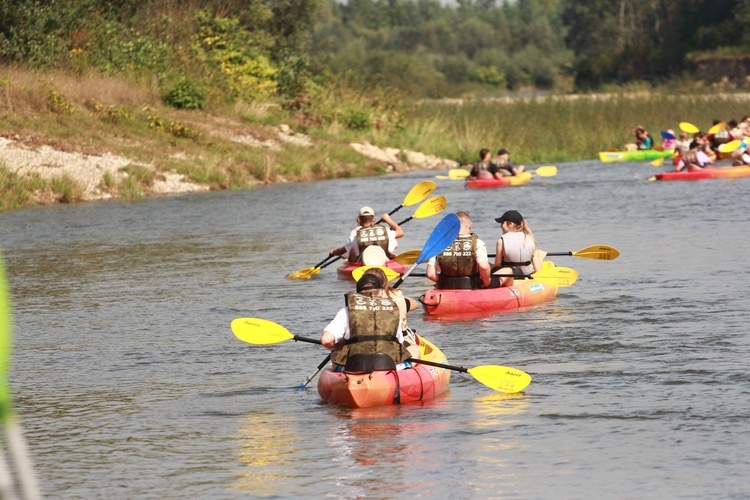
top-left (653, 166), bottom-right (750, 181)
top-left (317, 337), bottom-right (451, 408)
top-left (421, 278), bottom-right (558, 317)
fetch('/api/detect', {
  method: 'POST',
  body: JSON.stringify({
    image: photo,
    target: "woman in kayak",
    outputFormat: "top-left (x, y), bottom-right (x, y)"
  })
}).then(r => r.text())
top-left (491, 210), bottom-right (543, 287)
top-left (320, 272), bottom-right (412, 370)
top-left (360, 267), bottom-right (421, 360)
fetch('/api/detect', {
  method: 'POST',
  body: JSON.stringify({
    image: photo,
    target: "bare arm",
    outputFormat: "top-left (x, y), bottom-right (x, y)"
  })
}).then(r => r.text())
top-left (381, 213), bottom-right (404, 239)
top-left (494, 239), bottom-right (504, 268)
top-left (426, 263), bottom-right (439, 282)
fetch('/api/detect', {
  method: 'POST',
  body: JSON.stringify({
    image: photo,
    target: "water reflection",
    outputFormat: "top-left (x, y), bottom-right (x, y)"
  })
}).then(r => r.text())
top-left (234, 412), bottom-right (299, 495)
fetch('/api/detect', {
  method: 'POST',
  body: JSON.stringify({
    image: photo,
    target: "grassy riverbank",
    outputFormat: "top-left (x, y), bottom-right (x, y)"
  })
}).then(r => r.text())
top-left (1, 67), bottom-right (747, 211)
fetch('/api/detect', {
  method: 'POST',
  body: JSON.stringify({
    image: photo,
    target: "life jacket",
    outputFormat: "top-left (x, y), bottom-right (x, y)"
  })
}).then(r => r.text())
top-left (356, 225), bottom-right (389, 259)
top-left (711, 129), bottom-right (730, 146)
top-left (332, 291), bottom-right (409, 366)
top-left (682, 148), bottom-right (702, 169)
top-left (436, 235), bottom-right (479, 289)
top-left (500, 231), bottom-right (534, 274)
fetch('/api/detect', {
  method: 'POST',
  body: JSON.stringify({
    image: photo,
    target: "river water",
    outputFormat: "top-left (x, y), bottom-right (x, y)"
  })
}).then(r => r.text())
top-left (1, 161), bottom-right (748, 498)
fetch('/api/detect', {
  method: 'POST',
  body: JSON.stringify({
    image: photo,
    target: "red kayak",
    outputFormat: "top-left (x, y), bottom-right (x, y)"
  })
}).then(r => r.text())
top-left (654, 166), bottom-right (750, 181)
top-left (317, 337), bottom-right (451, 408)
top-left (336, 259), bottom-right (406, 280)
top-left (465, 172), bottom-right (531, 189)
top-left (421, 278), bottom-right (558, 317)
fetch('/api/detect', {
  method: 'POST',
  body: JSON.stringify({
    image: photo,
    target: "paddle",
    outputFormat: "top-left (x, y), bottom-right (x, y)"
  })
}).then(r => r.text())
top-left (311, 195), bottom-right (447, 275)
top-left (231, 318), bottom-right (532, 394)
top-left (439, 166), bottom-right (556, 180)
top-left (679, 122), bottom-right (700, 134)
top-left (351, 265), bottom-right (401, 282)
top-left (393, 249), bottom-right (421, 265)
top-left (286, 180), bottom-right (437, 280)
top-left (651, 157), bottom-right (665, 167)
top-left (395, 195), bottom-right (446, 225)
top-left (392, 213), bottom-right (461, 288)
top-left (488, 244), bottom-right (619, 261)
top-left (707, 122), bottom-right (725, 135)
top-left (0, 251), bottom-right (41, 500)
top-left (410, 265), bottom-right (579, 287)
top-left (718, 139), bottom-right (743, 154)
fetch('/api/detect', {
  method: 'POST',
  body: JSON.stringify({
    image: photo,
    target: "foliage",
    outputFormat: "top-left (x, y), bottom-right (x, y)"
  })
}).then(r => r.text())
top-left (164, 79), bottom-right (206, 110)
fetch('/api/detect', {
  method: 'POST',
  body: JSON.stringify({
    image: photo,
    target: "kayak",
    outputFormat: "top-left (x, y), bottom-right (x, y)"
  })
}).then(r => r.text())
top-left (317, 337), bottom-right (451, 408)
top-left (465, 172), bottom-right (531, 189)
top-left (337, 259), bottom-right (406, 280)
top-left (598, 149), bottom-right (674, 163)
top-left (653, 166), bottom-right (750, 181)
top-left (420, 277), bottom-right (558, 317)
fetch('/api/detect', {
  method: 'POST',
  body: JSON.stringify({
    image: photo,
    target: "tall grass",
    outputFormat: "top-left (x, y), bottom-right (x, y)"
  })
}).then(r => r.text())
top-left (400, 92), bottom-right (750, 164)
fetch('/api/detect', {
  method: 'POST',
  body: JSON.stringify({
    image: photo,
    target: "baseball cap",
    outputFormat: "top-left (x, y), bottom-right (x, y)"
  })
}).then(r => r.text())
top-left (359, 206), bottom-right (375, 216)
top-left (495, 210), bottom-right (524, 225)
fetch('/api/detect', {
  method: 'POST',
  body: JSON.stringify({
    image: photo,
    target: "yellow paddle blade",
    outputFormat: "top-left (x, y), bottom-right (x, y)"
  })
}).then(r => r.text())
top-left (707, 122), bottom-right (725, 135)
top-left (285, 266), bottom-right (321, 280)
top-left (413, 195), bottom-right (447, 218)
top-left (435, 175), bottom-right (451, 180)
top-left (651, 157), bottom-right (664, 167)
top-left (718, 139), bottom-right (742, 153)
top-left (393, 249), bottom-right (421, 265)
top-left (571, 245), bottom-right (620, 260)
top-left (351, 265), bottom-right (401, 282)
top-left (448, 169), bottom-right (470, 179)
top-left (535, 166), bottom-right (557, 177)
top-left (231, 318), bottom-right (294, 345)
top-left (679, 122), bottom-right (700, 134)
top-left (531, 267), bottom-right (578, 287)
top-left (402, 180), bottom-right (437, 207)
top-left (467, 365), bottom-right (532, 393)
top-left (648, 176), bottom-right (657, 182)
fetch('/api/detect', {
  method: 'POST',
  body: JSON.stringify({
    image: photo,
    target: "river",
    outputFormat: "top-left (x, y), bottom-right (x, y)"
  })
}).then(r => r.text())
top-left (1, 161), bottom-right (748, 498)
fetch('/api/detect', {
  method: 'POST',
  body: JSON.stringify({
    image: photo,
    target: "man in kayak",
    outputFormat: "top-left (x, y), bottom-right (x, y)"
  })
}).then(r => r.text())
top-left (329, 206), bottom-right (404, 263)
top-left (469, 148), bottom-right (503, 179)
top-left (321, 272), bottom-right (412, 370)
top-left (491, 148), bottom-right (525, 176)
top-left (491, 210), bottom-right (543, 287)
top-left (426, 211), bottom-right (491, 289)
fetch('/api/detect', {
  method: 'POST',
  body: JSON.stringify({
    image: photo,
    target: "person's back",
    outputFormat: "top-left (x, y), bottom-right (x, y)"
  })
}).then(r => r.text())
top-left (320, 273), bottom-right (410, 368)
top-left (426, 211), bottom-right (490, 289)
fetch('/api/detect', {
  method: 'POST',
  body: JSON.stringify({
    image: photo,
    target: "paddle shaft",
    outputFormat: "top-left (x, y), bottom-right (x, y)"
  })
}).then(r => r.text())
top-left (301, 353), bottom-right (331, 388)
top-left (283, 331), bottom-right (473, 376)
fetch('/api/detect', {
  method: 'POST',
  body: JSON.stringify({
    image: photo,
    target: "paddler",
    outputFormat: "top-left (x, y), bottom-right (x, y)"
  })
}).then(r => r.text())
top-left (329, 206), bottom-right (403, 263)
top-left (491, 210), bottom-right (543, 287)
top-left (491, 148), bottom-right (525, 176)
top-left (320, 272), bottom-right (412, 370)
top-left (469, 148), bottom-right (503, 180)
top-left (425, 211), bottom-right (491, 290)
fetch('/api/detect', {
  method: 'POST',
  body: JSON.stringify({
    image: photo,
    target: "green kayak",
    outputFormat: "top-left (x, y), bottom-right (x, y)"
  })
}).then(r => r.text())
top-left (598, 149), bottom-right (674, 163)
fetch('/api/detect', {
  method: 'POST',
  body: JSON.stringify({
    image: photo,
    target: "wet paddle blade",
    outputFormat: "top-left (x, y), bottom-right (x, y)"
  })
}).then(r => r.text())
top-left (402, 180), bottom-right (437, 207)
top-left (679, 122), bottom-right (700, 134)
top-left (571, 245), bottom-right (620, 260)
top-left (393, 249), bottom-right (421, 265)
top-left (351, 265), bottom-right (401, 282)
top-left (651, 158), bottom-right (664, 167)
top-left (467, 365), bottom-right (532, 393)
top-left (286, 267), bottom-right (320, 280)
top-left (531, 267), bottom-right (579, 287)
top-left (448, 169), bottom-right (470, 179)
top-left (232, 318), bottom-right (294, 345)
top-left (534, 166), bottom-right (557, 177)
top-left (393, 213), bottom-right (461, 287)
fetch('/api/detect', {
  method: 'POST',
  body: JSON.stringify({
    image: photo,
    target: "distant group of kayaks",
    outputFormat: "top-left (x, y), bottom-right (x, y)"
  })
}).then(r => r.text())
top-left (231, 180), bottom-right (620, 409)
